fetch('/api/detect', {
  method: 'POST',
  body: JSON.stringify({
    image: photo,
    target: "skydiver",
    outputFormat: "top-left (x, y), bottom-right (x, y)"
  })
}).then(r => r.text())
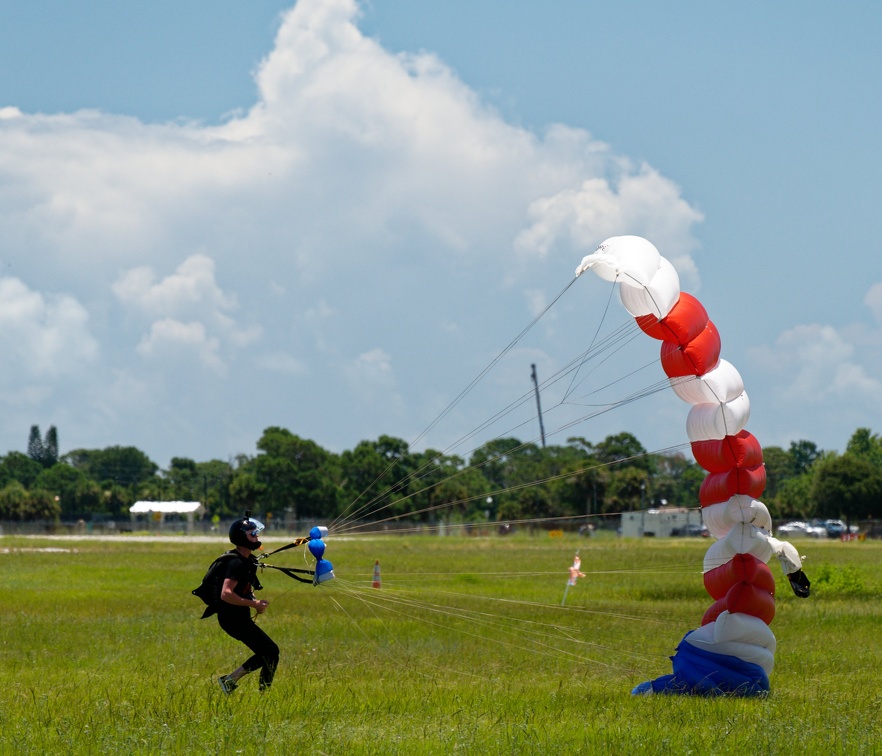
top-left (215, 515), bottom-right (280, 693)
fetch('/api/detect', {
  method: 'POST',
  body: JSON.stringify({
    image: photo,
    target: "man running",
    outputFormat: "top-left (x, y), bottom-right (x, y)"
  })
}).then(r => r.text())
top-left (215, 515), bottom-right (280, 693)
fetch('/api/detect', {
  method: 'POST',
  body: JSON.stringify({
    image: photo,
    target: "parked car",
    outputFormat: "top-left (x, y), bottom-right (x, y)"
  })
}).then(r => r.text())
top-left (776, 521), bottom-right (826, 538)
top-left (818, 519), bottom-right (848, 538)
top-left (671, 524), bottom-right (710, 537)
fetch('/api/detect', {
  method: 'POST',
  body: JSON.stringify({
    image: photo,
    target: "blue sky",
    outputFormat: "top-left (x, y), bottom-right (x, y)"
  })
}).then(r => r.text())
top-left (1, 0), bottom-right (880, 468)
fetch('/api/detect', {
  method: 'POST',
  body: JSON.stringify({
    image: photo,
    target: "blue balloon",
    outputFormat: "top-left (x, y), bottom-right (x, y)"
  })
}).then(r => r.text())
top-left (308, 538), bottom-right (326, 560)
top-left (309, 526), bottom-right (329, 540)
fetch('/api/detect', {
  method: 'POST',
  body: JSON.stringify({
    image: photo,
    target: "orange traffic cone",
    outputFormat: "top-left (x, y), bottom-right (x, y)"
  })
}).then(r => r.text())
top-left (372, 560), bottom-right (381, 589)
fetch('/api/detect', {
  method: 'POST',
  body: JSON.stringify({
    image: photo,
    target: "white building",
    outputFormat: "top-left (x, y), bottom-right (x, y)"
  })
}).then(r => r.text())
top-left (129, 501), bottom-right (204, 534)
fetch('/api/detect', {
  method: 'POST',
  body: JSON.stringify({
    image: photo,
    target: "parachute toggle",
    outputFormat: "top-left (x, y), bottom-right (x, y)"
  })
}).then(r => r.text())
top-left (313, 558), bottom-right (335, 585)
top-left (308, 538), bottom-right (326, 561)
top-left (308, 526), bottom-right (335, 585)
top-left (257, 524), bottom-right (335, 586)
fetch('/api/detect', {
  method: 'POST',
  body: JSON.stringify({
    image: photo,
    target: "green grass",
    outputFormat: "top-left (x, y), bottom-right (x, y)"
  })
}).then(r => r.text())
top-left (1, 533), bottom-right (880, 755)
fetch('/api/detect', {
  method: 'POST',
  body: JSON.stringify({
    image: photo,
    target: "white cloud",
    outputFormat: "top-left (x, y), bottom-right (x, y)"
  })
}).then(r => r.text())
top-left (255, 351), bottom-right (305, 376)
top-left (514, 163), bottom-right (703, 278)
top-left (136, 318), bottom-right (225, 373)
top-left (524, 289), bottom-right (552, 320)
top-left (0, 276), bottom-right (97, 384)
top-left (347, 348), bottom-right (395, 392)
top-left (751, 323), bottom-right (882, 405)
top-left (1, 0), bottom-right (703, 287)
top-left (113, 254), bottom-right (235, 317)
top-left (113, 254), bottom-right (261, 358)
top-left (0, 0), bottom-right (708, 462)
top-left (865, 281), bottom-right (882, 324)
top-left (301, 299), bottom-right (338, 323)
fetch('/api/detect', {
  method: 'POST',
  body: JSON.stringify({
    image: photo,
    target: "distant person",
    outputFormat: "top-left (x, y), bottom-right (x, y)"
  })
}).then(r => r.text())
top-left (197, 515), bottom-right (280, 694)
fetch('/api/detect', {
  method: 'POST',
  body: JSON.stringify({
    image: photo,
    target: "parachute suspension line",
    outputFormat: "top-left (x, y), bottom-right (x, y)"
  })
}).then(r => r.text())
top-left (333, 594), bottom-right (494, 683)
top-left (333, 322), bottom-right (674, 532)
top-left (330, 268), bottom-right (689, 535)
top-left (335, 580), bottom-right (693, 680)
top-left (412, 328), bottom-right (668, 482)
top-left (410, 584), bottom-right (680, 633)
top-left (332, 443), bottom-right (690, 537)
top-left (331, 579), bottom-right (599, 680)
top-left (328, 588), bottom-right (435, 671)
top-left (617, 269), bottom-right (668, 317)
top-left (332, 426), bottom-right (595, 535)
top-left (330, 580), bottom-right (594, 669)
top-left (336, 305), bottom-right (690, 534)
top-left (331, 348), bottom-right (693, 534)
top-left (537, 373), bottom-right (691, 448)
top-left (328, 461), bottom-right (406, 534)
top-left (560, 269), bottom-right (693, 407)
top-left (562, 275), bottom-right (620, 403)
top-left (330, 577), bottom-right (674, 670)
top-left (330, 580), bottom-right (604, 669)
top-left (408, 276), bottom-right (578, 451)
top-left (556, 325), bottom-right (661, 406)
top-left (402, 319), bottom-right (630, 463)
top-left (331, 370), bottom-right (691, 535)
top-left (325, 588), bottom-right (486, 683)
top-left (330, 277), bottom-right (579, 533)
top-left (563, 367), bottom-right (674, 409)
top-left (356, 566), bottom-right (697, 580)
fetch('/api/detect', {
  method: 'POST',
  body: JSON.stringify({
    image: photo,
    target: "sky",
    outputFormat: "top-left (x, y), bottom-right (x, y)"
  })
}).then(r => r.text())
top-left (0, 0), bottom-right (880, 470)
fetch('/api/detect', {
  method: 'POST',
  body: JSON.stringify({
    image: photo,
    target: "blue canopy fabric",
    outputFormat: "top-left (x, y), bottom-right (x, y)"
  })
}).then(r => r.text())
top-left (631, 632), bottom-right (770, 697)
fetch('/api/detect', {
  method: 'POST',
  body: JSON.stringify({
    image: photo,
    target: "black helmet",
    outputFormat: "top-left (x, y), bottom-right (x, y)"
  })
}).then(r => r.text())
top-left (229, 516), bottom-right (264, 550)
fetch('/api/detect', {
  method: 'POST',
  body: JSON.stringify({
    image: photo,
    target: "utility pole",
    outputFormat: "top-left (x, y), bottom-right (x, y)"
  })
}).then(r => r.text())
top-left (531, 363), bottom-right (546, 448)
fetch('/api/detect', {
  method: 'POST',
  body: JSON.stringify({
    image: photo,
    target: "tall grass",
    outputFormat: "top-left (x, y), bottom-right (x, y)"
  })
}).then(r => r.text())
top-left (1, 533), bottom-right (880, 754)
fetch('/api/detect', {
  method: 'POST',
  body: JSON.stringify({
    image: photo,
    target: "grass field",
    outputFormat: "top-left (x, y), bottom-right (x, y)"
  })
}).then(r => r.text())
top-left (1, 531), bottom-right (880, 755)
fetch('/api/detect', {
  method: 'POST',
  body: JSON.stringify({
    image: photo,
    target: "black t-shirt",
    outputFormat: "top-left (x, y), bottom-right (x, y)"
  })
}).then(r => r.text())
top-left (218, 552), bottom-right (259, 615)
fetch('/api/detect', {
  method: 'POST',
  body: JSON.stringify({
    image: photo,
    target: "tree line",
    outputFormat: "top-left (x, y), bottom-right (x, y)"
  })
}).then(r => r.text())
top-left (1, 424), bottom-right (881, 527)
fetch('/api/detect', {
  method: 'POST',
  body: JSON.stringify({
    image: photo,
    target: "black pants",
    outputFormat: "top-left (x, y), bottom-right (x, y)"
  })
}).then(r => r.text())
top-left (217, 610), bottom-right (280, 689)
